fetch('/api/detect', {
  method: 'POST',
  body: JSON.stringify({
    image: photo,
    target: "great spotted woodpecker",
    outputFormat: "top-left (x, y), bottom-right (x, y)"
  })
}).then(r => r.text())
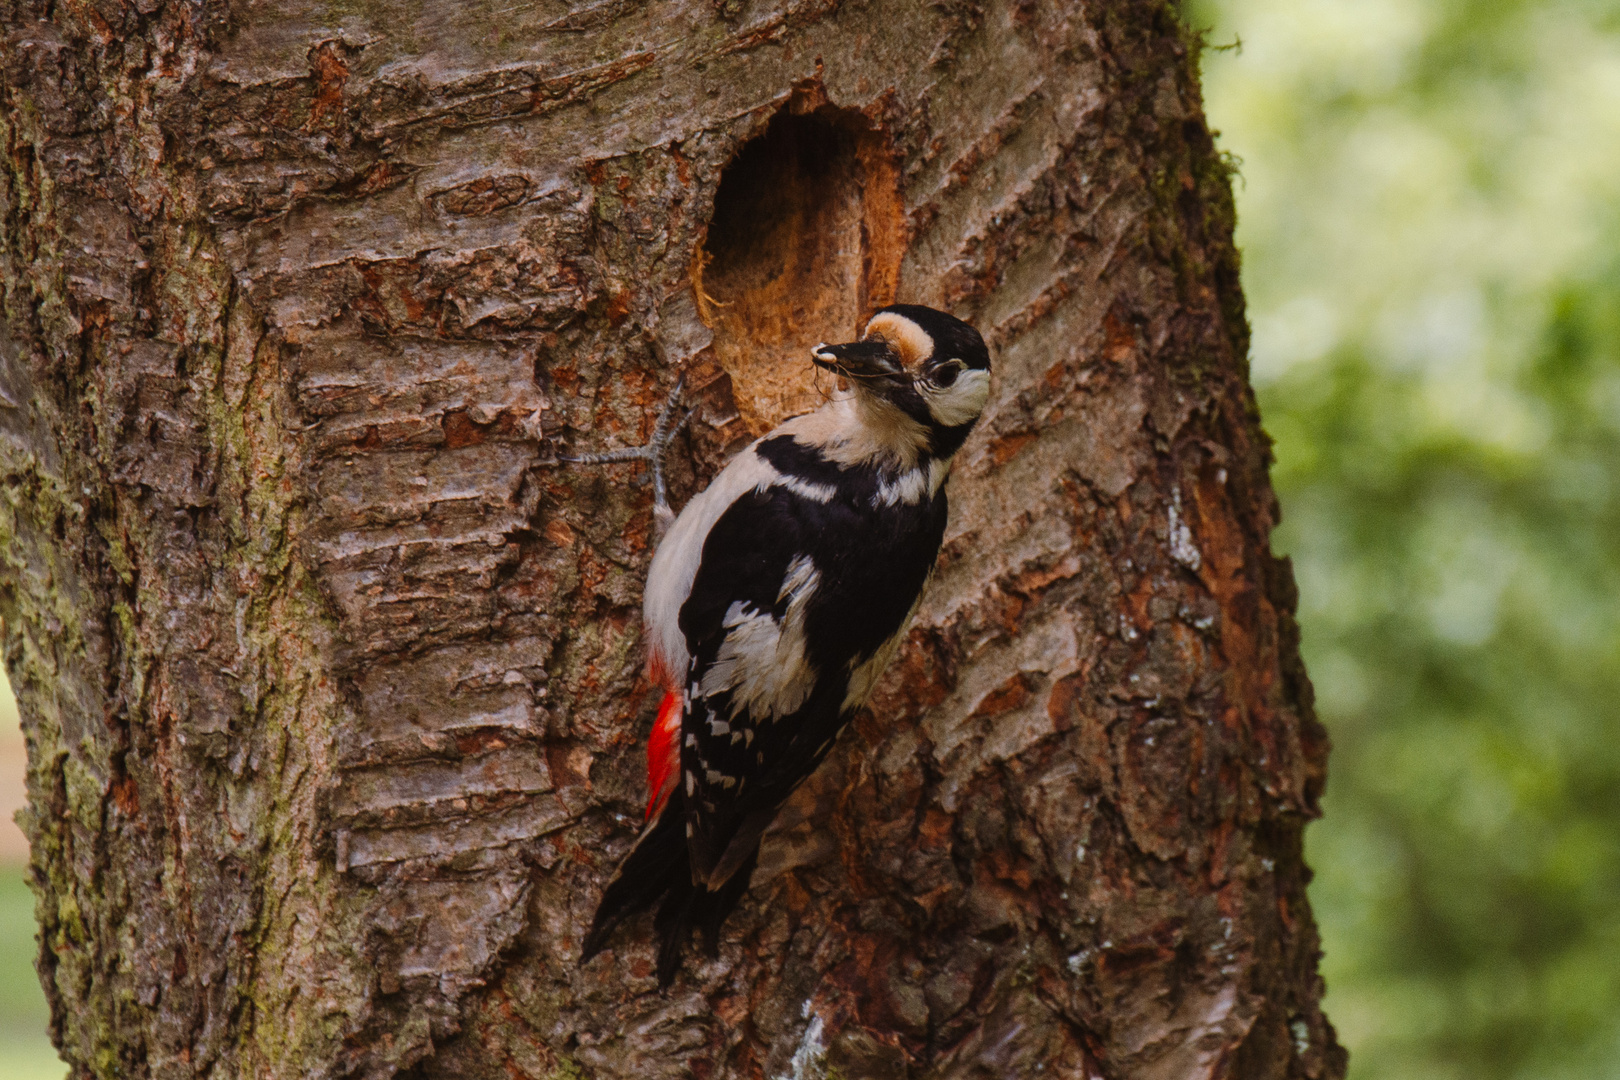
top-left (577, 304), bottom-right (991, 985)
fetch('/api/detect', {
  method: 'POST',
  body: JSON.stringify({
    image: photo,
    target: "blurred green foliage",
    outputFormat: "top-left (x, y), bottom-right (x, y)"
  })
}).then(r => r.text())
top-left (0, 675), bottom-right (58, 1080)
top-left (1185, 0), bottom-right (1620, 1077)
top-left (0, 868), bottom-right (57, 1080)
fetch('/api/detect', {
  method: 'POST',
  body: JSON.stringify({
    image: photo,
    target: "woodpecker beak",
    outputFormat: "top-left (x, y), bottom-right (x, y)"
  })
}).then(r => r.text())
top-left (810, 340), bottom-right (904, 382)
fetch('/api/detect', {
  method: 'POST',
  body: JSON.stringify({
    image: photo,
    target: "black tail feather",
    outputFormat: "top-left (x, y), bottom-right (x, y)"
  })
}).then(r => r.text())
top-left (581, 804), bottom-right (688, 963)
top-left (582, 796), bottom-right (765, 987)
top-left (650, 847), bottom-right (759, 985)
top-left (653, 874), bottom-right (700, 987)
top-left (697, 851), bottom-right (758, 958)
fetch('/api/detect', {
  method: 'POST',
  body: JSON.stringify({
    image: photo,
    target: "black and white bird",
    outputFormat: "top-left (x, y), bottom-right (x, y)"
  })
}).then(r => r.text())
top-left (576, 304), bottom-right (991, 985)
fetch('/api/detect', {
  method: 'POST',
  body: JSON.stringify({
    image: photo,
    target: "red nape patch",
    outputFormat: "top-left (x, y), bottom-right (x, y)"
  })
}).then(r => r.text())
top-left (645, 691), bottom-right (682, 821)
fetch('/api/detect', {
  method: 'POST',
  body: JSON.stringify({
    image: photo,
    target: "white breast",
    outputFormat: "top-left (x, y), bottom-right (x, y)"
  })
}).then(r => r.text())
top-left (642, 446), bottom-right (778, 684)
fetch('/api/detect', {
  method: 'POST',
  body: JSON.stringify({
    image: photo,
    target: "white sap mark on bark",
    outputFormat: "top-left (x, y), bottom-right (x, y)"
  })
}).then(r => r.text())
top-left (1168, 487), bottom-right (1202, 570)
top-left (780, 1002), bottom-right (828, 1080)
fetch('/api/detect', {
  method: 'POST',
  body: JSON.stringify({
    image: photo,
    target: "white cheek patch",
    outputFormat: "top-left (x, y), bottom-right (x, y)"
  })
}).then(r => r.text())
top-left (923, 366), bottom-right (990, 429)
top-left (698, 555), bottom-right (820, 720)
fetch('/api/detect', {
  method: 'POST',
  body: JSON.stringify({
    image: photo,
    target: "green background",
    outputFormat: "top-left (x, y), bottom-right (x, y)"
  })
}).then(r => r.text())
top-left (1189, 0), bottom-right (1620, 1075)
top-left (0, 682), bottom-right (59, 1079)
top-left (2, 0), bottom-right (1619, 1076)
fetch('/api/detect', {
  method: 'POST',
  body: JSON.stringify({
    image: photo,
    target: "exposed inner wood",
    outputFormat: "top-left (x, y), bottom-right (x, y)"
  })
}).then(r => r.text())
top-left (695, 107), bottom-right (904, 434)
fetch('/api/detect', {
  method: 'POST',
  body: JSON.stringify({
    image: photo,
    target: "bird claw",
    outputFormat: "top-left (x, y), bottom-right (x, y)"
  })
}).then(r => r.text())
top-left (558, 375), bottom-right (690, 526)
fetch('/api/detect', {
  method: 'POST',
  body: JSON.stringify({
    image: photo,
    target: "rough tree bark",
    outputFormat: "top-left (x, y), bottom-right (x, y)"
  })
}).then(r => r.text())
top-left (0, 1), bottom-right (1345, 1078)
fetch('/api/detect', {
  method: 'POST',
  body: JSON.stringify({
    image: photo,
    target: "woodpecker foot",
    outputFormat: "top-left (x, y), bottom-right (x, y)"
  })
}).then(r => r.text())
top-left (562, 376), bottom-right (690, 531)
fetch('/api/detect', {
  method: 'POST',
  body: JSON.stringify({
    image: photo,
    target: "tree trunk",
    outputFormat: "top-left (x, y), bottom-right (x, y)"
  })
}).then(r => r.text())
top-left (0, 1), bottom-right (1345, 1078)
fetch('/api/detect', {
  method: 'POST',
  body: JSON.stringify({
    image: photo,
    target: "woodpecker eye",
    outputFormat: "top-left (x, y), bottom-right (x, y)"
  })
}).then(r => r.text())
top-left (928, 361), bottom-right (962, 389)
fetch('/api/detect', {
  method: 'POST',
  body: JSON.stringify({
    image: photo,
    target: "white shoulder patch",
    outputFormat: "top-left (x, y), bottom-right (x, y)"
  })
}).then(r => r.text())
top-left (698, 554), bottom-right (821, 720)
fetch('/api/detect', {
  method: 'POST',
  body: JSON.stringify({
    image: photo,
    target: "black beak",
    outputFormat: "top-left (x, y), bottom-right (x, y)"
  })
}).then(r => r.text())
top-left (810, 340), bottom-right (903, 381)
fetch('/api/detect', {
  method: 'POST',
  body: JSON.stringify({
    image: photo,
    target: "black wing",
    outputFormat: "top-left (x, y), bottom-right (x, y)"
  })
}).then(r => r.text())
top-left (677, 481), bottom-right (818, 886)
top-left (676, 475), bottom-right (948, 887)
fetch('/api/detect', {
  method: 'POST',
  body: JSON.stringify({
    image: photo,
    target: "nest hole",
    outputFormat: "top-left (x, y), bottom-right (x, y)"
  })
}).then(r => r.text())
top-left (695, 104), bottom-right (903, 433)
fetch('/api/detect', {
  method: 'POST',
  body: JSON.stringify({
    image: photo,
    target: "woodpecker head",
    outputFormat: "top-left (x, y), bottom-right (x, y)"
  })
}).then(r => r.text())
top-left (811, 305), bottom-right (991, 458)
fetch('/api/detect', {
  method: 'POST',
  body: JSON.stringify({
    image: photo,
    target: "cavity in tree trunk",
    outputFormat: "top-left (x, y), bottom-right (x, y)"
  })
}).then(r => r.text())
top-left (0, 1), bottom-right (1345, 1078)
